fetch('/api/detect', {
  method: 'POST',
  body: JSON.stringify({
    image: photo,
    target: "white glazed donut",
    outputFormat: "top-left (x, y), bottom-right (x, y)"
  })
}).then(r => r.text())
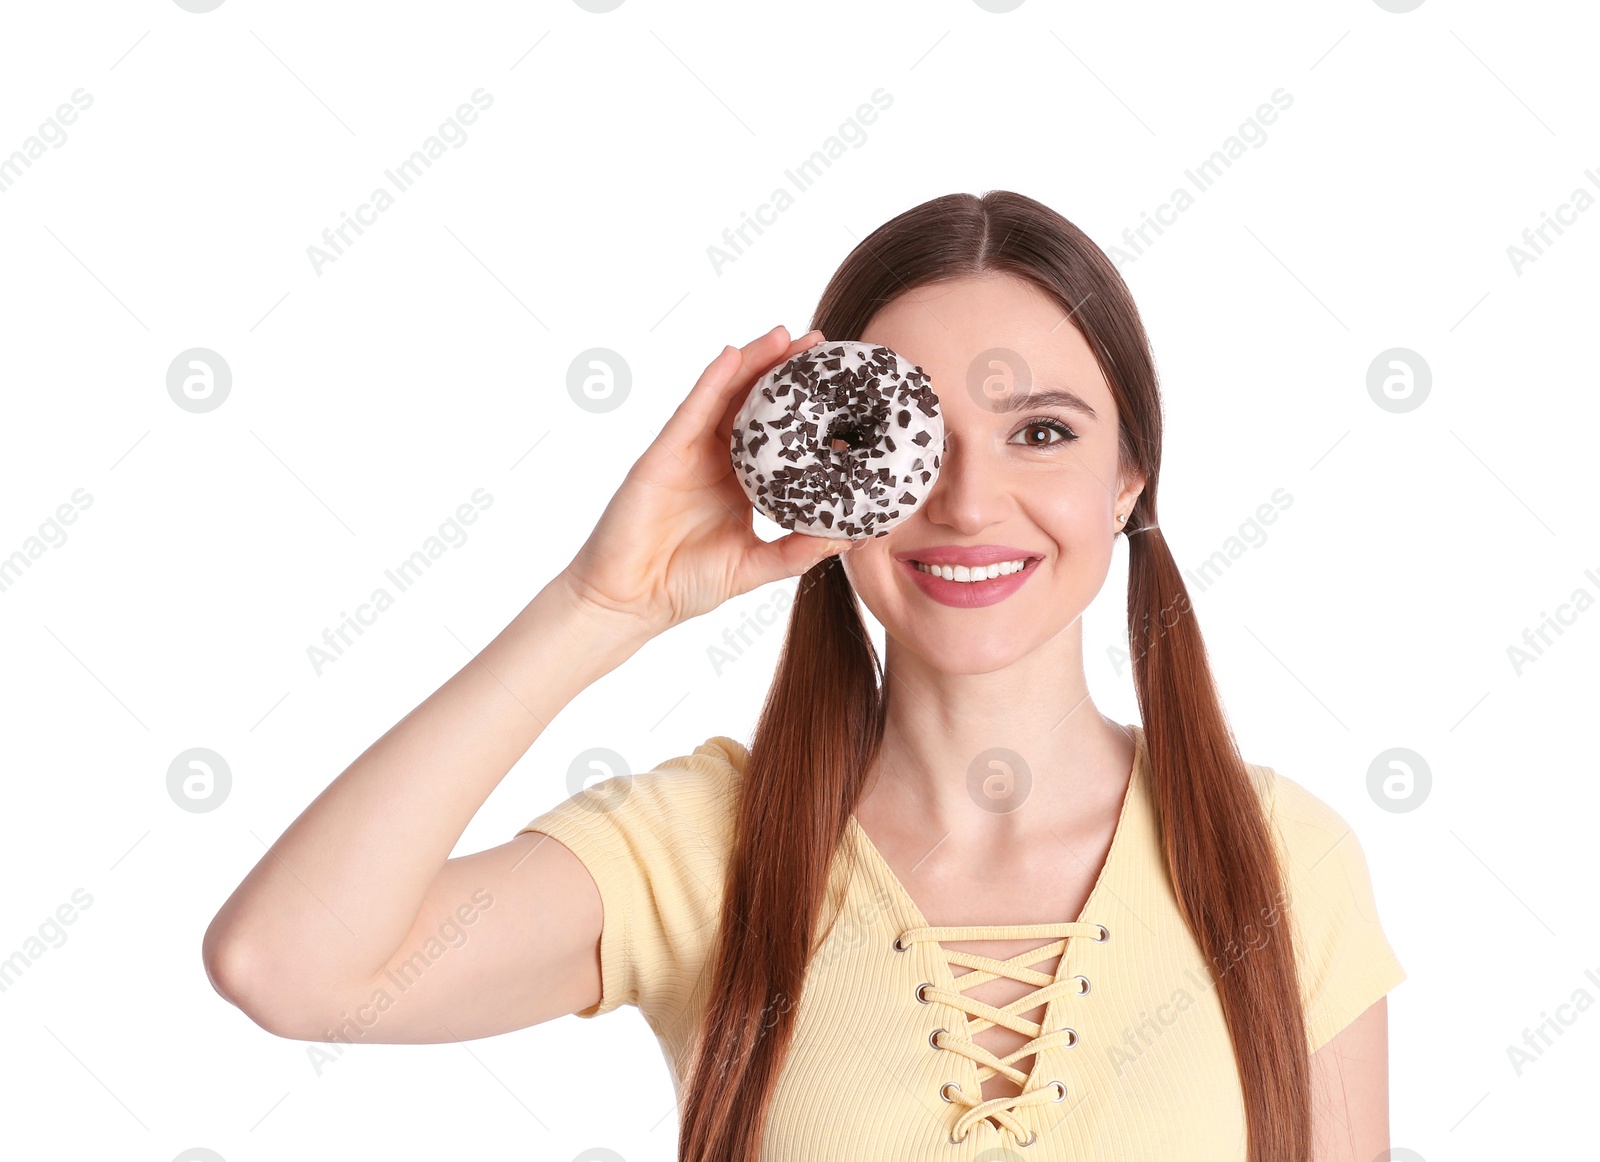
top-left (729, 340), bottom-right (943, 539)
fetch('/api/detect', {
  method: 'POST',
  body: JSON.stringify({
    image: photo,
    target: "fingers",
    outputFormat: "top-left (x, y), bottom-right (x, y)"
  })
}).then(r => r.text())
top-left (745, 529), bottom-right (858, 589)
top-left (711, 328), bottom-right (826, 445)
top-left (669, 326), bottom-right (787, 435)
top-left (667, 325), bottom-right (825, 445)
top-left (738, 326), bottom-right (824, 385)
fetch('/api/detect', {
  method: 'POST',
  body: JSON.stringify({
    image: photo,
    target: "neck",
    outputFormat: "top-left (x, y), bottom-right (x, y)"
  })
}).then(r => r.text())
top-left (860, 629), bottom-right (1136, 847)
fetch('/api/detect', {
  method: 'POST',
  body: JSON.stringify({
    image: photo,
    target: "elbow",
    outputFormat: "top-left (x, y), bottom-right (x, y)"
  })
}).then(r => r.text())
top-left (201, 925), bottom-right (325, 1042)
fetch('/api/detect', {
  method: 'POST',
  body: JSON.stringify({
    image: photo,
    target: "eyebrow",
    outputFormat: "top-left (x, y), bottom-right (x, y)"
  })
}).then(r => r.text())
top-left (991, 388), bottom-right (1099, 420)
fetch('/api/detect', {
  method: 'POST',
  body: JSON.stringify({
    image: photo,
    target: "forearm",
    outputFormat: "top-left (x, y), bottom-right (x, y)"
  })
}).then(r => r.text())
top-left (202, 573), bottom-right (651, 1018)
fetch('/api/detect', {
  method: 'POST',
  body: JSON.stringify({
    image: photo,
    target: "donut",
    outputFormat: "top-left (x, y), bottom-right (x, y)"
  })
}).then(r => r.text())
top-left (729, 340), bottom-right (943, 539)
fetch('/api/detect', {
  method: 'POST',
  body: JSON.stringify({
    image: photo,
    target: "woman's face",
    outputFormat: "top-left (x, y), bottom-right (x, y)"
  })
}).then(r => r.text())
top-left (842, 271), bottom-right (1144, 674)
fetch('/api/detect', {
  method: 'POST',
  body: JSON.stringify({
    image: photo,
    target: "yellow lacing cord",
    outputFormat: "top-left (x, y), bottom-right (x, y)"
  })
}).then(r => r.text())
top-left (899, 921), bottom-right (1103, 1143)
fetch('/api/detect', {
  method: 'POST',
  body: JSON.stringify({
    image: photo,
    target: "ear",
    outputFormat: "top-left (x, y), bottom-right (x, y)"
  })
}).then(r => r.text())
top-left (1114, 469), bottom-right (1147, 520)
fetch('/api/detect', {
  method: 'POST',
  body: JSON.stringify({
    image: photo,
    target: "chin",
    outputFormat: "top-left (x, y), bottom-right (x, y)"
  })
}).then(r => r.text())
top-left (894, 627), bottom-right (1038, 676)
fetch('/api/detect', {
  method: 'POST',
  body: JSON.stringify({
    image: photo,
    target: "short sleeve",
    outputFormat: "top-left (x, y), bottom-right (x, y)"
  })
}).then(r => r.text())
top-left (514, 736), bottom-right (743, 1029)
top-left (1262, 769), bottom-right (1407, 1054)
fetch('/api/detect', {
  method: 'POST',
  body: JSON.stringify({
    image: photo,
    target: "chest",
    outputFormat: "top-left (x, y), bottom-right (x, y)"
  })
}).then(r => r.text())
top-left (860, 823), bottom-right (1116, 1102)
top-left (912, 879), bottom-right (1099, 1106)
top-left (759, 868), bottom-right (1250, 1161)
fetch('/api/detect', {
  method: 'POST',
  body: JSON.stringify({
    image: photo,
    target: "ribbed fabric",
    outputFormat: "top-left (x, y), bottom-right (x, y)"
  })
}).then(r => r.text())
top-left (517, 723), bottom-right (1406, 1160)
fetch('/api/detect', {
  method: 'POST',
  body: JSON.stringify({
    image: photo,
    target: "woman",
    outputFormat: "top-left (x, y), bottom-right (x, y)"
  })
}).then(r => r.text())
top-left (203, 191), bottom-right (1404, 1161)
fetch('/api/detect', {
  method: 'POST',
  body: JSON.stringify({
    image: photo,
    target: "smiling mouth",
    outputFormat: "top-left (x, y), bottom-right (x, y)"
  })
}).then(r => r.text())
top-left (909, 557), bottom-right (1040, 583)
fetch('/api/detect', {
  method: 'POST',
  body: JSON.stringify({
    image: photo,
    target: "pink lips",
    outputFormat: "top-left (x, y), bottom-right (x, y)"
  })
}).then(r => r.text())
top-left (894, 545), bottom-right (1044, 609)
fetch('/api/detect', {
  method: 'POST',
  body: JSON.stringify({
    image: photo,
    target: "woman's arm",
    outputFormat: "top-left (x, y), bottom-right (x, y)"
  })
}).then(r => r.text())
top-left (200, 325), bottom-right (850, 1043)
top-left (1310, 996), bottom-right (1391, 1161)
top-left (200, 576), bottom-right (652, 1039)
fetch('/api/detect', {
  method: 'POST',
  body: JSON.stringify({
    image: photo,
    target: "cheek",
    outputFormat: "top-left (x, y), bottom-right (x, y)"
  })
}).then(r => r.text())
top-left (842, 547), bottom-right (886, 583)
top-left (1031, 486), bottom-right (1111, 544)
top-left (842, 549), bottom-right (903, 607)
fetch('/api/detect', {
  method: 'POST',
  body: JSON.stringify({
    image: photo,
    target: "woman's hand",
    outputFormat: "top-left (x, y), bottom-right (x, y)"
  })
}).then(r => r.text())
top-left (557, 325), bottom-right (855, 638)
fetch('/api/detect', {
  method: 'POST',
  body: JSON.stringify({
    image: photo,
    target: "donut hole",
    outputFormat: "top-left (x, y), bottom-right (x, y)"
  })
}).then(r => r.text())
top-left (824, 416), bottom-right (883, 455)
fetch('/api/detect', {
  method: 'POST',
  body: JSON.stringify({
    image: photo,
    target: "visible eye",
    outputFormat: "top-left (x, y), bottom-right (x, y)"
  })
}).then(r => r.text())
top-left (1009, 417), bottom-right (1079, 448)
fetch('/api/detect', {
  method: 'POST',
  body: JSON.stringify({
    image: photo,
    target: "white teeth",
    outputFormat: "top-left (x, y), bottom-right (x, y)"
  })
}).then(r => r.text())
top-left (912, 558), bottom-right (1029, 582)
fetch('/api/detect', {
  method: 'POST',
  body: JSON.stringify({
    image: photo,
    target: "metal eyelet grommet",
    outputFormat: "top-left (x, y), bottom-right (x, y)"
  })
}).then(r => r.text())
top-left (1094, 924), bottom-right (1110, 943)
top-left (1015, 1129), bottom-right (1039, 1147)
top-left (1062, 1027), bottom-right (1079, 1048)
top-left (939, 1081), bottom-right (961, 1103)
top-left (929, 1027), bottom-right (947, 1050)
top-left (915, 982), bottom-right (934, 1003)
top-left (1045, 1079), bottom-right (1067, 1101)
top-left (892, 934), bottom-right (909, 952)
top-left (948, 1128), bottom-right (970, 1145)
top-left (1072, 974), bottom-right (1091, 995)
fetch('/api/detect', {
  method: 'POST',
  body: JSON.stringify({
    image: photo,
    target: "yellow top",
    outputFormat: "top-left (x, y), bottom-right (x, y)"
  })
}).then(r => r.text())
top-left (516, 723), bottom-right (1405, 1159)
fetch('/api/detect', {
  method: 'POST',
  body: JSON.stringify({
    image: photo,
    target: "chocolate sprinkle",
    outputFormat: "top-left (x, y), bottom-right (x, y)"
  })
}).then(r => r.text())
top-left (728, 340), bottom-right (944, 539)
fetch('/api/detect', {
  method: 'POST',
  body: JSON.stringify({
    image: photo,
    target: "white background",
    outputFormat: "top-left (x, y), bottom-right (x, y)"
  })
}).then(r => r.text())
top-left (1, 1), bottom-right (1594, 1159)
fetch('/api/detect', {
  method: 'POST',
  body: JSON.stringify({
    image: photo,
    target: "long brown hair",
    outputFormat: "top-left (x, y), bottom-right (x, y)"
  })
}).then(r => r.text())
top-left (678, 191), bottom-right (1311, 1161)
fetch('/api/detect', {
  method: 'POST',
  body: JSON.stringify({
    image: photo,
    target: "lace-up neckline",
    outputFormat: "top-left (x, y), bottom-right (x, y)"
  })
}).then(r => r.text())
top-left (895, 920), bottom-right (1107, 1143)
top-left (844, 725), bottom-right (1144, 1146)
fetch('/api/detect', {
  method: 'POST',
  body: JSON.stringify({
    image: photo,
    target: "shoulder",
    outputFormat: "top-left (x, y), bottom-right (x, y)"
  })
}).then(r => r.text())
top-left (1242, 757), bottom-right (1377, 919)
top-left (522, 733), bottom-right (746, 851)
top-left (1242, 756), bottom-right (1407, 1052)
top-left (657, 734), bottom-right (749, 787)
top-left (614, 734), bottom-right (746, 832)
top-left (1247, 761), bottom-right (1358, 875)
top-left (514, 735), bottom-right (747, 1022)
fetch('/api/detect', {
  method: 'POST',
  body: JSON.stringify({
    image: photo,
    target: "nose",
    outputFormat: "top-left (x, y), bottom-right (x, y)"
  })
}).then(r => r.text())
top-left (919, 430), bottom-right (1007, 535)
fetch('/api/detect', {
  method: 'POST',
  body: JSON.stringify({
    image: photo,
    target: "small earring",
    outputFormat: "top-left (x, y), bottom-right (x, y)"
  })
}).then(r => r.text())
top-left (1116, 513), bottom-right (1127, 523)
